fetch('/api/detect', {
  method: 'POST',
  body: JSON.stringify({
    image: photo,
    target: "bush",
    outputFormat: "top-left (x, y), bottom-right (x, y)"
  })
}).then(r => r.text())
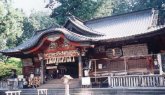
top-left (0, 58), bottom-right (22, 80)
top-left (5, 58), bottom-right (22, 68)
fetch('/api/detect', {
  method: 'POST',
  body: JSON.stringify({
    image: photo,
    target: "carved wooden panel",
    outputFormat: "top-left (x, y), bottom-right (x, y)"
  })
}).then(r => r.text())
top-left (122, 44), bottom-right (148, 57)
top-left (106, 48), bottom-right (122, 58)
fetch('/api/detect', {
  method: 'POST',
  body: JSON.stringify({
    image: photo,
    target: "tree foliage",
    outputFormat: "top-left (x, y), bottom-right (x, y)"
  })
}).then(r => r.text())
top-left (50, 0), bottom-right (165, 25)
top-left (111, 0), bottom-right (165, 15)
top-left (94, 0), bottom-right (113, 18)
top-left (0, 58), bottom-right (22, 80)
top-left (21, 11), bottom-right (57, 41)
top-left (0, 1), bottom-right (24, 49)
top-left (111, 0), bottom-right (165, 24)
top-left (51, 0), bottom-right (103, 24)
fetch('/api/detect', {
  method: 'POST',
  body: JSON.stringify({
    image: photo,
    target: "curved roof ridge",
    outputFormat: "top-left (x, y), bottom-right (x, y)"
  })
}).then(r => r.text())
top-left (68, 16), bottom-right (105, 36)
top-left (50, 28), bottom-right (94, 41)
top-left (0, 27), bottom-right (97, 53)
top-left (33, 24), bottom-right (61, 36)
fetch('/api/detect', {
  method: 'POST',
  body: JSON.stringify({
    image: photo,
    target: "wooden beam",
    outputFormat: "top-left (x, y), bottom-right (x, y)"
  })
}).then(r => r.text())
top-left (124, 57), bottom-right (127, 73)
top-left (94, 60), bottom-right (97, 82)
top-left (78, 51), bottom-right (83, 78)
top-left (40, 59), bottom-right (45, 84)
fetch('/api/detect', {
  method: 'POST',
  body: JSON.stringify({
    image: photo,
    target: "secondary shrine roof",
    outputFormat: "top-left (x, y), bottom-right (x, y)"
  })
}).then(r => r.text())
top-left (69, 9), bottom-right (165, 41)
top-left (85, 9), bottom-right (153, 38)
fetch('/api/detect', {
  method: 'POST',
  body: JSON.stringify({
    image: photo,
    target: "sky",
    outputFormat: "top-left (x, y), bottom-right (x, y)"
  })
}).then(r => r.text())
top-left (12, 0), bottom-right (52, 16)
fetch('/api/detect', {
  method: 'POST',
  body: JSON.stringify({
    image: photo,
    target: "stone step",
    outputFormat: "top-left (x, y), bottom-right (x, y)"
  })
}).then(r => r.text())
top-left (46, 79), bottom-right (80, 84)
top-left (21, 89), bottom-right (65, 95)
top-left (2, 88), bottom-right (165, 95)
top-left (39, 79), bottom-right (81, 89)
top-left (46, 79), bottom-right (62, 84)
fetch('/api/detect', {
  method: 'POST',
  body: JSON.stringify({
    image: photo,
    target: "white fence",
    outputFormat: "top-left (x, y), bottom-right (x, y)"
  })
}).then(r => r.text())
top-left (108, 75), bottom-right (165, 87)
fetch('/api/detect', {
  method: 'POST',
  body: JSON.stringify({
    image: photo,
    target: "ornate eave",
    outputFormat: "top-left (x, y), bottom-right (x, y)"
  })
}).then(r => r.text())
top-left (0, 27), bottom-right (95, 57)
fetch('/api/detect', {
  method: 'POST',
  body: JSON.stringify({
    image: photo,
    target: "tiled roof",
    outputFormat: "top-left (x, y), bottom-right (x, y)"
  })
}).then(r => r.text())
top-left (66, 9), bottom-right (165, 42)
top-left (64, 9), bottom-right (165, 42)
top-left (95, 25), bottom-right (165, 42)
top-left (0, 28), bottom-right (95, 53)
top-left (1, 9), bottom-right (165, 55)
top-left (84, 9), bottom-right (155, 39)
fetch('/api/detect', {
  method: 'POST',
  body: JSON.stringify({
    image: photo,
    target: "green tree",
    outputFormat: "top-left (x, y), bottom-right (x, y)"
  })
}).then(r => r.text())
top-left (0, 1), bottom-right (8, 50)
top-left (6, 58), bottom-right (22, 68)
top-left (111, 0), bottom-right (165, 15)
top-left (94, 0), bottom-right (113, 18)
top-left (0, 1), bottom-right (24, 49)
top-left (111, 0), bottom-right (165, 24)
top-left (0, 61), bottom-right (22, 80)
top-left (51, 0), bottom-right (103, 24)
top-left (0, 1), bottom-right (25, 62)
top-left (21, 11), bottom-right (58, 41)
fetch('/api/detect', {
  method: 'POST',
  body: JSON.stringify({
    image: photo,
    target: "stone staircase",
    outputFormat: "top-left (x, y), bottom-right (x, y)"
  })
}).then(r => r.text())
top-left (20, 89), bottom-right (65, 95)
top-left (38, 78), bottom-right (81, 89)
top-left (2, 87), bottom-right (165, 95)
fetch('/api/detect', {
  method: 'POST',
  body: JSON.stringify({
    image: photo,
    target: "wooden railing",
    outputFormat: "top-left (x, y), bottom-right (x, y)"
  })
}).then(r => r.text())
top-left (108, 75), bottom-right (165, 87)
top-left (0, 81), bottom-right (8, 89)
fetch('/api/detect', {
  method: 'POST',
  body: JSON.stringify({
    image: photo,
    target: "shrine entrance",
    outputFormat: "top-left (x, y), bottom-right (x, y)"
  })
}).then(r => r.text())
top-left (57, 61), bottom-right (78, 78)
top-left (39, 35), bottom-right (86, 83)
top-left (44, 49), bottom-right (80, 80)
top-left (45, 59), bottom-right (79, 79)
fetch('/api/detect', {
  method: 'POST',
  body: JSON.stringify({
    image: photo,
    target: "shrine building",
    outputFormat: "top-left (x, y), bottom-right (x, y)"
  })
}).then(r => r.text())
top-left (1, 9), bottom-right (165, 88)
